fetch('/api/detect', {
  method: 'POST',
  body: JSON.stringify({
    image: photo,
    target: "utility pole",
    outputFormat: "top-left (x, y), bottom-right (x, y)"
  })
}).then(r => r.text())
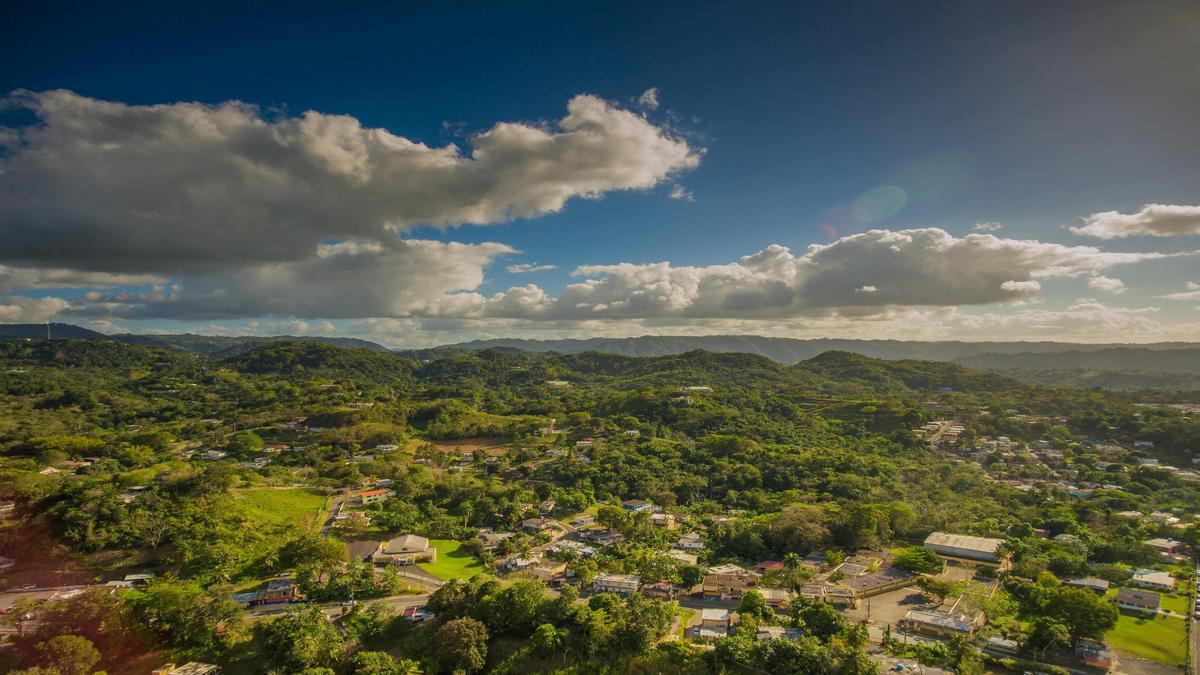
top-left (46, 322), bottom-right (51, 340)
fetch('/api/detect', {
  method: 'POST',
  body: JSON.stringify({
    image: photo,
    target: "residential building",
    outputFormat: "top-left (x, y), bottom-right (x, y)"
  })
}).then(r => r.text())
top-left (1143, 537), bottom-right (1184, 554)
top-left (676, 531), bottom-right (705, 551)
top-left (1131, 568), bottom-right (1176, 591)
top-left (923, 532), bottom-right (1007, 565)
top-left (1066, 577), bottom-right (1110, 594)
top-left (372, 535), bottom-right (435, 565)
top-left (640, 579), bottom-right (677, 599)
top-left (756, 626), bottom-right (805, 642)
top-left (667, 549), bottom-right (698, 566)
top-left (900, 609), bottom-right (979, 638)
top-left (758, 586), bottom-right (793, 607)
top-left (358, 488), bottom-right (391, 505)
top-left (527, 562), bottom-right (567, 582)
top-left (650, 513), bottom-right (676, 529)
top-left (584, 529), bottom-right (625, 547)
top-left (593, 573), bottom-right (641, 595)
top-left (151, 664), bottom-right (221, 675)
top-left (1075, 639), bottom-right (1115, 669)
top-left (703, 564), bottom-right (761, 600)
top-left (1116, 588), bottom-right (1161, 612)
top-left (693, 608), bottom-right (731, 641)
top-left (622, 499), bottom-right (653, 512)
top-left (254, 576), bottom-right (302, 605)
top-left (842, 567), bottom-right (915, 598)
top-left (522, 517), bottom-right (556, 533)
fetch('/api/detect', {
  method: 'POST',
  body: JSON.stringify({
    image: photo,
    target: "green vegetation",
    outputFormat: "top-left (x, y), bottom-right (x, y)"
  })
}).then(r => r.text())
top-left (1106, 613), bottom-right (1188, 665)
top-left (420, 539), bottom-right (486, 580)
top-left (1, 338), bottom-right (1198, 673)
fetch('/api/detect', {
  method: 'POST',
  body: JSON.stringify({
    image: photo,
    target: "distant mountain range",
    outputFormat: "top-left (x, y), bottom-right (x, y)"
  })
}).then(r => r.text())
top-left (2, 326), bottom-right (1197, 388)
top-left (0, 323), bottom-right (388, 357)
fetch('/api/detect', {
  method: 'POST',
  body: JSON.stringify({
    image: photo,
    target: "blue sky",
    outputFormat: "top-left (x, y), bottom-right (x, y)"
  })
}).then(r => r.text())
top-left (2, 1), bottom-right (1198, 346)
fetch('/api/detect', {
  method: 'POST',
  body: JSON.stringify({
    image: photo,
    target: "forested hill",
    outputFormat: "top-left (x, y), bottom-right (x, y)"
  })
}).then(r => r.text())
top-left (957, 346), bottom-right (1200, 374)
top-left (434, 334), bottom-right (1196, 364)
top-left (0, 324), bottom-right (388, 356)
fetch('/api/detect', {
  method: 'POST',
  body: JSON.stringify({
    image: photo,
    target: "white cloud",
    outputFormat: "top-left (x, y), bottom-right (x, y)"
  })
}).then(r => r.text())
top-left (506, 263), bottom-right (558, 274)
top-left (0, 296), bottom-right (71, 323)
top-left (1070, 203), bottom-right (1200, 239)
top-left (70, 239), bottom-right (514, 320)
top-left (0, 89), bottom-right (699, 274)
top-left (669, 185), bottom-right (694, 201)
top-left (972, 222), bottom-right (1003, 232)
top-left (460, 228), bottom-right (1173, 320)
top-left (0, 265), bottom-right (166, 293)
top-left (1159, 281), bottom-right (1200, 301)
top-left (637, 87), bottom-right (660, 111)
top-left (1087, 275), bottom-right (1126, 294)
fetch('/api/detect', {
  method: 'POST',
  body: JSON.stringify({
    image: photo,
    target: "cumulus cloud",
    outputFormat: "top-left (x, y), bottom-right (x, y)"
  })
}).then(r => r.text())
top-left (459, 228), bottom-right (1172, 320)
top-left (0, 89), bottom-right (699, 274)
top-left (1087, 275), bottom-right (1127, 294)
top-left (0, 265), bottom-right (165, 293)
top-left (1070, 203), bottom-right (1200, 239)
top-left (972, 222), bottom-right (1003, 232)
top-left (506, 263), bottom-right (558, 274)
top-left (0, 296), bottom-right (71, 323)
top-left (637, 87), bottom-right (660, 111)
top-left (70, 239), bottom-right (514, 320)
top-left (1159, 281), bottom-right (1200, 301)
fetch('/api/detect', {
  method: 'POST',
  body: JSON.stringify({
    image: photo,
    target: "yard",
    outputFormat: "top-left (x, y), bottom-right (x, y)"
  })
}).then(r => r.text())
top-left (232, 487), bottom-right (328, 531)
top-left (418, 539), bottom-right (485, 580)
top-left (1106, 612), bottom-right (1188, 666)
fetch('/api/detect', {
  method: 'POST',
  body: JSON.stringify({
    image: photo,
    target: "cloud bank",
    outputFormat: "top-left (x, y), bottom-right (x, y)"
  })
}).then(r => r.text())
top-left (1070, 204), bottom-right (1200, 239)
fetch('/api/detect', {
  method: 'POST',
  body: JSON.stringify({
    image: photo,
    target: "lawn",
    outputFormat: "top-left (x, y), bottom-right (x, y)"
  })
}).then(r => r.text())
top-left (233, 487), bottom-right (328, 530)
top-left (1106, 612), bottom-right (1188, 665)
top-left (1160, 590), bottom-right (1191, 615)
top-left (419, 539), bottom-right (485, 580)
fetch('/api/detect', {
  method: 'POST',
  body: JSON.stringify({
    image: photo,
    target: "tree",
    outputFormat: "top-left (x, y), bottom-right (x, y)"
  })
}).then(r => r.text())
top-left (679, 564), bottom-right (705, 588)
top-left (435, 618), bottom-right (489, 674)
top-left (794, 600), bottom-right (848, 641)
top-left (349, 650), bottom-right (421, 675)
top-left (261, 605), bottom-right (345, 671)
top-left (1027, 617), bottom-right (1070, 660)
top-left (738, 589), bottom-right (772, 622)
top-left (892, 547), bottom-right (943, 574)
top-left (916, 577), bottom-right (958, 604)
top-left (34, 635), bottom-right (101, 675)
top-left (531, 623), bottom-right (567, 658)
top-left (1045, 587), bottom-right (1118, 640)
top-left (824, 550), bottom-right (845, 568)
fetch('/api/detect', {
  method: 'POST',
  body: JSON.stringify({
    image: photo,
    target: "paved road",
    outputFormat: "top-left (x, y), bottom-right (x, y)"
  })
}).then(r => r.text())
top-left (246, 593), bottom-right (431, 622)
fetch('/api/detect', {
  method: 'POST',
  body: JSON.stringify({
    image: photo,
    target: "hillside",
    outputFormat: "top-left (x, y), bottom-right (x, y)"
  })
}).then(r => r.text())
top-left (956, 347), bottom-right (1200, 374)
top-left (434, 335), bottom-right (1197, 365)
top-left (0, 323), bottom-right (107, 340)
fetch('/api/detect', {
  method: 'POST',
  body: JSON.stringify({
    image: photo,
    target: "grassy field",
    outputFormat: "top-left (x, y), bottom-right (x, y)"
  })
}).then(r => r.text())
top-left (419, 539), bottom-right (485, 580)
top-left (1107, 612), bottom-right (1188, 665)
top-left (233, 487), bottom-right (328, 530)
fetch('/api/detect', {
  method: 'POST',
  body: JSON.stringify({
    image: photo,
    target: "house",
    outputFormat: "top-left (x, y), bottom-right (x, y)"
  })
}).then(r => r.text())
top-left (1116, 588), bottom-right (1161, 612)
top-left (667, 549), bottom-right (698, 566)
top-left (123, 572), bottom-right (156, 587)
top-left (571, 515), bottom-right (596, 526)
top-left (593, 573), bottom-right (641, 595)
top-left (1075, 639), bottom-right (1115, 669)
top-left (1131, 568), bottom-right (1176, 591)
top-left (758, 586), bottom-right (793, 607)
top-left (1066, 577), bottom-right (1110, 594)
top-left (923, 532), bottom-right (1007, 565)
top-left (402, 605), bottom-right (433, 623)
top-left (756, 560), bottom-right (785, 573)
top-left (703, 564), bottom-right (761, 600)
top-left (900, 609), bottom-right (979, 637)
top-left (756, 625), bottom-right (805, 642)
top-left (499, 555), bottom-right (539, 573)
top-left (622, 499), bottom-right (653, 512)
top-left (358, 488), bottom-right (391, 505)
top-left (575, 439), bottom-right (594, 448)
top-left (475, 531), bottom-right (515, 553)
top-left (522, 517), bottom-right (556, 533)
top-left (151, 664), bottom-right (221, 675)
top-left (254, 576), bottom-right (302, 605)
top-left (984, 637), bottom-right (1020, 657)
top-left (623, 430), bottom-right (641, 438)
top-left (649, 513), bottom-right (676, 529)
top-left (1143, 537), bottom-right (1184, 554)
top-left (676, 531), bottom-right (705, 551)
top-left (640, 579), bottom-right (678, 599)
top-left (799, 583), bottom-right (857, 608)
top-left (693, 608), bottom-right (731, 641)
top-left (583, 529), bottom-right (625, 547)
top-left (527, 561), bottom-right (568, 582)
top-left (373, 443), bottom-right (399, 452)
top-left (842, 567), bottom-right (915, 598)
top-left (372, 535), bottom-right (436, 565)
